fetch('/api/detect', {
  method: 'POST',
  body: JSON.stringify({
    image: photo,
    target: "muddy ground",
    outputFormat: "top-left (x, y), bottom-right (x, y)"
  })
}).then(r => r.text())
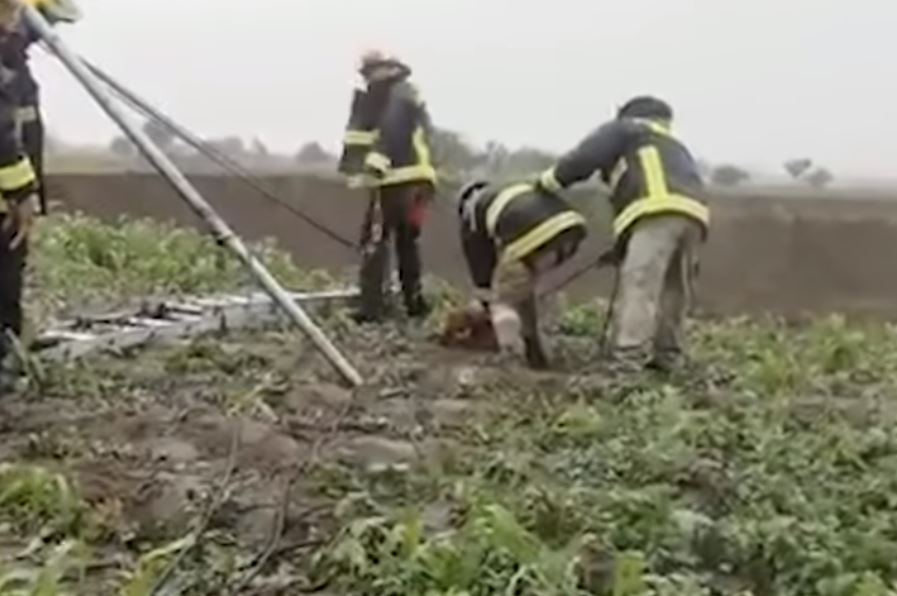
top-left (0, 313), bottom-right (613, 593)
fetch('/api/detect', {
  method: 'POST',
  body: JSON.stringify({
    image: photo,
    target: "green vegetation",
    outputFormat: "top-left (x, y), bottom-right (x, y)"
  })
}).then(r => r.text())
top-left (2, 215), bottom-right (897, 594)
top-left (27, 212), bottom-right (335, 321)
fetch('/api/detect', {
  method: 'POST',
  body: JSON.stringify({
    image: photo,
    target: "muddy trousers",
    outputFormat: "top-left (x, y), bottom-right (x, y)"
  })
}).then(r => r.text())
top-left (609, 214), bottom-right (702, 368)
top-left (357, 182), bottom-right (432, 321)
top-left (0, 213), bottom-right (26, 368)
top-left (491, 229), bottom-right (582, 368)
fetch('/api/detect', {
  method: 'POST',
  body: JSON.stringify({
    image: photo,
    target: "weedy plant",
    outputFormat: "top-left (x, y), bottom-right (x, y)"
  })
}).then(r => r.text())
top-left (7, 217), bottom-right (897, 594)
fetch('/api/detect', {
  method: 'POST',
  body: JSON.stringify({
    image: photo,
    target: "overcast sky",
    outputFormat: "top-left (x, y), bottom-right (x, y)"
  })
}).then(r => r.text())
top-left (31, 0), bottom-right (897, 179)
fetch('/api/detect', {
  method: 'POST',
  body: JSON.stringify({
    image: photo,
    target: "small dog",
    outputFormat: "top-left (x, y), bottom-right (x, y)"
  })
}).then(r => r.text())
top-left (438, 305), bottom-right (499, 352)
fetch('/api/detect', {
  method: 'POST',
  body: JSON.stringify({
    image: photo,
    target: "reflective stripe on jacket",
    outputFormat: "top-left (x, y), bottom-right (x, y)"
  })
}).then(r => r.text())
top-left (459, 183), bottom-right (587, 290)
top-left (539, 117), bottom-right (708, 241)
top-left (338, 77), bottom-right (436, 189)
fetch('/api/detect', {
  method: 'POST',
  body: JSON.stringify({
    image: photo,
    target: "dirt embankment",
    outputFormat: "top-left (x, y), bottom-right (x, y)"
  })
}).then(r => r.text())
top-left (46, 172), bottom-right (897, 319)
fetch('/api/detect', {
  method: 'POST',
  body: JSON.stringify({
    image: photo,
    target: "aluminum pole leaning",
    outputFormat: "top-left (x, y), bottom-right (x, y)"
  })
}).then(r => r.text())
top-left (21, 5), bottom-right (364, 388)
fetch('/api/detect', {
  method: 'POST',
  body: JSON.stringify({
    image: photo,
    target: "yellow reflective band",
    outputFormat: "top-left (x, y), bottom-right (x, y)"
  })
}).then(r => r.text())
top-left (609, 157), bottom-right (628, 191)
top-left (631, 118), bottom-right (674, 138)
top-left (539, 168), bottom-right (563, 194)
top-left (639, 145), bottom-right (669, 198)
top-left (343, 130), bottom-right (377, 146)
top-left (15, 106), bottom-right (38, 124)
top-left (0, 156), bottom-right (35, 192)
top-left (376, 164), bottom-right (438, 187)
top-left (612, 194), bottom-right (710, 238)
top-left (412, 127), bottom-right (432, 169)
top-left (485, 183), bottom-right (533, 236)
top-left (365, 151), bottom-right (391, 173)
top-left (501, 211), bottom-right (587, 265)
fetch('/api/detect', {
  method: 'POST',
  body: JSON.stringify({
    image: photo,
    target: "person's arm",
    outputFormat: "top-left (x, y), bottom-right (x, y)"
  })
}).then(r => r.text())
top-left (0, 83), bottom-right (35, 204)
top-left (364, 81), bottom-right (419, 177)
top-left (338, 88), bottom-right (377, 179)
top-left (460, 220), bottom-right (498, 306)
top-left (0, 81), bottom-right (37, 248)
top-left (537, 120), bottom-right (627, 193)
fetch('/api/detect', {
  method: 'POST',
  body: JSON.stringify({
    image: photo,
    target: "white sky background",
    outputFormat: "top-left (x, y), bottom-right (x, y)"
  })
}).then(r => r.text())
top-left (31, 0), bottom-right (897, 179)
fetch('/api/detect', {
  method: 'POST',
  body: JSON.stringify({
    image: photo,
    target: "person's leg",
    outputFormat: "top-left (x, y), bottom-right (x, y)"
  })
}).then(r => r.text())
top-left (391, 183), bottom-right (431, 318)
top-left (492, 257), bottom-right (533, 359)
top-left (608, 216), bottom-right (683, 370)
top-left (0, 215), bottom-right (26, 391)
top-left (356, 189), bottom-right (390, 322)
top-left (653, 218), bottom-right (702, 370)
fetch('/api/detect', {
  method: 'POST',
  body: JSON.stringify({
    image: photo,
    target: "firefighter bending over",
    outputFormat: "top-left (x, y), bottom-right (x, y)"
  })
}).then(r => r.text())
top-left (455, 179), bottom-right (587, 369)
top-left (0, 0), bottom-right (40, 392)
top-left (337, 50), bottom-right (437, 323)
top-left (0, 0), bottom-right (81, 216)
top-left (537, 96), bottom-right (709, 372)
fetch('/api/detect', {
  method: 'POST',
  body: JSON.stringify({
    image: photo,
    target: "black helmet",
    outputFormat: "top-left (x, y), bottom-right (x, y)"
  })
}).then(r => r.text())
top-left (617, 95), bottom-right (673, 121)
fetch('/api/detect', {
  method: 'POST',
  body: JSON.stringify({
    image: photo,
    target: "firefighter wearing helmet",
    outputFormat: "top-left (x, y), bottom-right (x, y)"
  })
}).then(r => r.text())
top-left (451, 179), bottom-right (588, 369)
top-left (337, 49), bottom-right (438, 323)
top-left (0, 0), bottom-right (41, 393)
top-left (536, 96), bottom-right (710, 372)
top-left (1, 0), bottom-right (82, 217)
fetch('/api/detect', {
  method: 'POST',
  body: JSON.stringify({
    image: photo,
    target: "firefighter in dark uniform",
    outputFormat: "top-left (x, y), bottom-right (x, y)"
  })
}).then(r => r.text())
top-left (338, 50), bottom-right (437, 323)
top-left (0, 0), bottom-right (40, 392)
top-left (537, 96), bottom-right (709, 371)
top-left (0, 0), bottom-right (82, 216)
top-left (456, 180), bottom-right (587, 369)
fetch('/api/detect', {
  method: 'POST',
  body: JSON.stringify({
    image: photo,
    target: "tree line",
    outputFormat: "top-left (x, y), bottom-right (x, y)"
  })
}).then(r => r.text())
top-left (99, 119), bottom-right (836, 188)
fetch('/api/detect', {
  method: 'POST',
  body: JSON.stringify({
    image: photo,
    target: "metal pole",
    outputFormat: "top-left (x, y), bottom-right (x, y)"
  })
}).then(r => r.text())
top-left (79, 59), bottom-right (357, 252)
top-left (21, 5), bottom-right (364, 387)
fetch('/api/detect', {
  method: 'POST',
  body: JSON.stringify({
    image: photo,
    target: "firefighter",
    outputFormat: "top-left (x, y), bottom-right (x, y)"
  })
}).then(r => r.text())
top-left (0, 0), bottom-right (40, 392)
top-left (536, 95), bottom-right (709, 372)
top-left (0, 0), bottom-right (81, 216)
top-left (337, 49), bottom-right (437, 323)
top-left (455, 179), bottom-right (588, 369)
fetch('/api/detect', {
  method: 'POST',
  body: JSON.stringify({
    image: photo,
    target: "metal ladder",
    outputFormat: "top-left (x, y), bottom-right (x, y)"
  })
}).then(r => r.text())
top-left (33, 288), bottom-right (362, 363)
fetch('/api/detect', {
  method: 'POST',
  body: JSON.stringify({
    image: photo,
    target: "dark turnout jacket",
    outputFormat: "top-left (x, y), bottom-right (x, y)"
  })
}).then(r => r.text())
top-left (539, 117), bottom-right (708, 241)
top-left (338, 75), bottom-right (436, 188)
top-left (459, 183), bottom-right (586, 292)
top-left (0, 44), bottom-right (37, 212)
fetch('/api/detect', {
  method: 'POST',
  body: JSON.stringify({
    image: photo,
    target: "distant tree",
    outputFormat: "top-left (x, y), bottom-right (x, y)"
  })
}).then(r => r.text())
top-left (806, 168), bottom-right (834, 189)
top-left (109, 135), bottom-right (135, 158)
top-left (482, 141), bottom-right (510, 174)
top-left (429, 128), bottom-right (478, 174)
top-left (695, 159), bottom-right (713, 180)
top-left (784, 158), bottom-right (813, 179)
top-left (142, 119), bottom-right (175, 151)
top-left (295, 141), bottom-right (333, 164)
top-left (207, 136), bottom-right (246, 158)
top-left (252, 137), bottom-right (269, 157)
top-left (504, 147), bottom-right (556, 176)
top-left (711, 164), bottom-right (751, 186)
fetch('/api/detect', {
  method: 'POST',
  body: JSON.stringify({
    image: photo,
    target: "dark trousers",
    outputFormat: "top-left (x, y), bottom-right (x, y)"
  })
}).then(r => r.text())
top-left (0, 213), bottom-right (26, 363)
top-left (358, 181), bottom-right (432, 320)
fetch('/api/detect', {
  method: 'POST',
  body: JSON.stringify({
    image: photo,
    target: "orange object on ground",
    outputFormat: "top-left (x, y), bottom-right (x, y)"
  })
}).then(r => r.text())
top-left (438, 306), bottom-right (499, 352)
